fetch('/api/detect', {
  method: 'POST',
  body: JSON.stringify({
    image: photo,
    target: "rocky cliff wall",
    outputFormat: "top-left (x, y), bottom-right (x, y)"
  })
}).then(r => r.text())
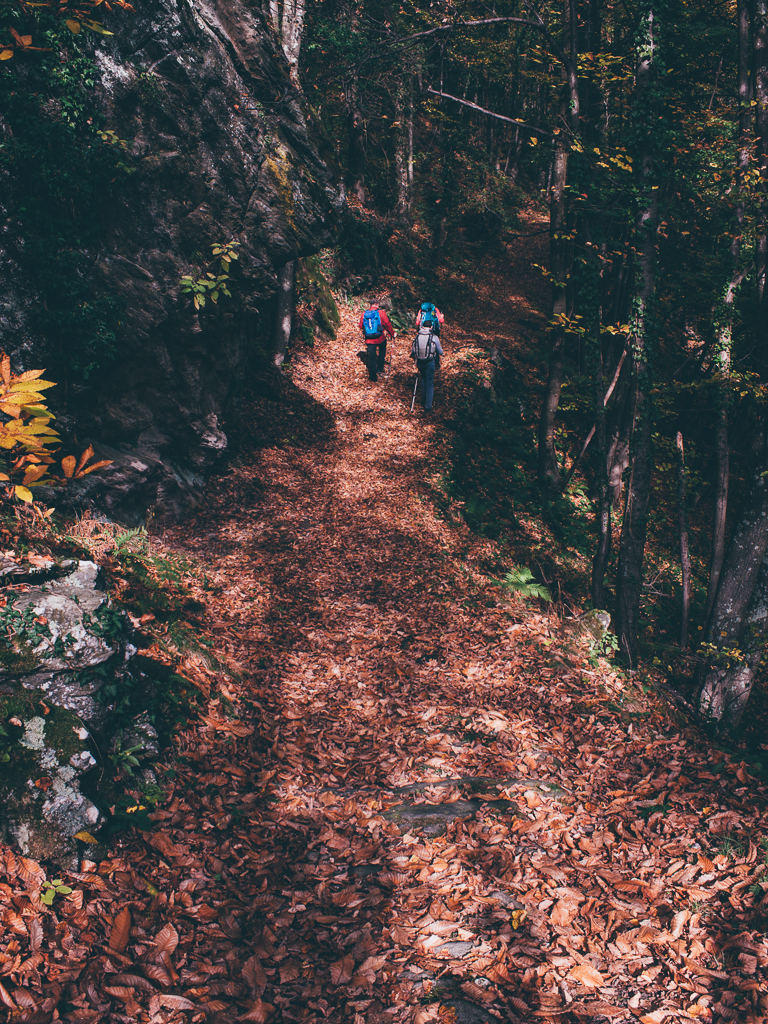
top-left (0, 0), bottom-right (340, 520)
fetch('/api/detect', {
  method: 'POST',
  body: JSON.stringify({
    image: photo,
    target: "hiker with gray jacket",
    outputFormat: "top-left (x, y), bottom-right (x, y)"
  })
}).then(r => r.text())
top-left (410, 320), bottom-right (444, 412)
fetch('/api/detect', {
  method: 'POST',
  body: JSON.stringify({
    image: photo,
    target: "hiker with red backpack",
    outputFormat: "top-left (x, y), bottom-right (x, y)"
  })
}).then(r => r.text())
top-left (358, 302), bottom-right (395, 382)
top-left (410, 311), bottom-right (444, 413)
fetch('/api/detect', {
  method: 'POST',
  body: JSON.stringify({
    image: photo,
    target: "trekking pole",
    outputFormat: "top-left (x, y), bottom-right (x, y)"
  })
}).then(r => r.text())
top-left (410, 374), bottom-right (419, 412)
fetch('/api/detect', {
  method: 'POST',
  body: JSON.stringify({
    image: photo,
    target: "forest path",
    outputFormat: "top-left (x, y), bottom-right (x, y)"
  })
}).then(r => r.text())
top-left (103, 243), bottom-right (767, 1023)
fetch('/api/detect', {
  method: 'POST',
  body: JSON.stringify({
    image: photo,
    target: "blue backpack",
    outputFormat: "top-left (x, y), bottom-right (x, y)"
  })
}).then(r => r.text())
top-left (420, 302), bottom-right (437, 327)
top-left (363, 308), bottom-right (382, 337)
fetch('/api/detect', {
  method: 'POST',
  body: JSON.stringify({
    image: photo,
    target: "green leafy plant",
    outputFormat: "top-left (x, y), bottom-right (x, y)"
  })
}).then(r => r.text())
top-left (180, 240), bottom-right (240, 310)
top-left (589, 630), bottom-right (620, 661)
top-left (499, 566), bottom-right (552, 602)
top-left (41, 878), bottom-right (73, 906)
top-left (109, 736), bottom-right (143, 777)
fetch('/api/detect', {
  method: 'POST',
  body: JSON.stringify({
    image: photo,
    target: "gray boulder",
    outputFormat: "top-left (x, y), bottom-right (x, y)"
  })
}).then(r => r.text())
top-left (0, 560), bottom-right (139, 864)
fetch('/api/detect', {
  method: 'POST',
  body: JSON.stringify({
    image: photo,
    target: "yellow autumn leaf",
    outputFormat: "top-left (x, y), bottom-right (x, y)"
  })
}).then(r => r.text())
top-left (0, 50), bottom-right (13, 61)
top-left (74, 830), bottom-right (98, 844)
top-left (5, 392), bottom-right (48, 407)
top-left (66, 19), bottom-right (81, 33)
top-left (7, 379), bottom-right (56, 392)
top-left (511, 908), bottom-right (527, 929)
top-left (0, 473), bottom-right (8, 481)
top-left (14, 486), bottom-right (33, 503)
top-left (16, 369), bottom-right (46, 382)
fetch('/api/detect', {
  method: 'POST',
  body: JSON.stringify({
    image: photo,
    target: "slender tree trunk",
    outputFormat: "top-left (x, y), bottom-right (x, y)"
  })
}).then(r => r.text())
top-left (280, 0), bottom-right (305, 83)
top-left (408, 76), bottom-right (414, 188)
top-left (615, 3), bottom-right (660, 668)
top-left (754, 0), bottom-right (768, 349)
top-left (271, 260), bottom-right (295, 368)
top-left (394, 80), bottom-right (410, 220)
top-left (705, 0), bottom-right (752, 621)
top-left (676, 432), bottom-right (692, 649)
top-left (537, 0), bottom-right (580, 492)
top-left (591, 343), bottom-right (611, 609)
top-left (699, 429), bottom-right (768, 727)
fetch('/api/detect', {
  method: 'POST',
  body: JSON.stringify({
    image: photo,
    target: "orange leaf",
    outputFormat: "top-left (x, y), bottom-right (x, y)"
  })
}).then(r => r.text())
top-left (79, 459), bottom-right (113, 476)
top-left (1, 355), bottom-right (10, 385)
top-left (61, 455), bottom-right (76, 478)
top-left (109, 906), bottom-right (131, 952)
top-left (568, 962), bottom-right (605, 987)
top-left (75, 445), bottom-right (94, 475)
top-left (22, 465), bottom-right (48, 486)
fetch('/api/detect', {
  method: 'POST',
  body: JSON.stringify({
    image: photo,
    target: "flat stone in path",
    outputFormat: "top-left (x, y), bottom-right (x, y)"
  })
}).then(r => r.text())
top-left (444, 999), bottom-right (498, 1023)
top-left (435, 940), bottom-right (475, 958)
top-left (384, 796), bottom-right (516, 838)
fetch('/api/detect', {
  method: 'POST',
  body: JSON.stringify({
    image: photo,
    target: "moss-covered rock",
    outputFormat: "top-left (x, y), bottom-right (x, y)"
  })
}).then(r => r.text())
top-left (296, 254), bottom-right (340, 338)
top-left (1, 707), bottom-right (99, 866)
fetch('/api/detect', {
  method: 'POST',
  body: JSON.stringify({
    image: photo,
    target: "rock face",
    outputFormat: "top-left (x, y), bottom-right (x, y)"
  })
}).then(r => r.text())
top-left (1, 0), bottom-right (340, 520)
top-left (0, 560), bottom-right (136, 864)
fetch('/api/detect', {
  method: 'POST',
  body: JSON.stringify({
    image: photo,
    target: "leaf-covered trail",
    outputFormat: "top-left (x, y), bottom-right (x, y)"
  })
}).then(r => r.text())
top-left (158, 254), bottom-right (768, 1023)
top-left (3, 251), bottom-right (768, 1024)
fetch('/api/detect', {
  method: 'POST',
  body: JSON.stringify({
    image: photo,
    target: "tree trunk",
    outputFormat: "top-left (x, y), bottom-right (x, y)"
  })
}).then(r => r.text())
top-left (271, 260), bottom-right (295, 368)
top-left (537, 0), bottom-right (580, 493)
top-left (280, 0), bottom-right (305, 83)
top-left (676, 432), bottom-right (692, 649)
top-left (753, 0), bottom-right (768, 349)
top-left (394, 79), bottom-right (410, 220)
top-left (699, 430), bottom-right (768, 727)
top-left (614, 3), bottom-right (660, 668)
top-left (705, 0), bottom-right (752, 621)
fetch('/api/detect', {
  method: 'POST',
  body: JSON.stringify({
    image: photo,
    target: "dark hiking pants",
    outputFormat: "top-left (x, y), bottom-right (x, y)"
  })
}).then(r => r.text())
top-left (366, 339), bottom-right (387, 381)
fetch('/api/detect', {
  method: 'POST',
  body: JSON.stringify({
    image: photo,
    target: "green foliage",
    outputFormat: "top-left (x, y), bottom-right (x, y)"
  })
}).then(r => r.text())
top-left (180, 241), bottom-right (240, 310)
top-left (109, 735), bottom-right (143, 778)
top-left (0, 7), bottom-right (134, 380)
top-left (499, 566), bottom-right (551, 603)
top-left (40, 878), bottom-right (73, 906)
top-left (588, 631), bottom-right (620, 664)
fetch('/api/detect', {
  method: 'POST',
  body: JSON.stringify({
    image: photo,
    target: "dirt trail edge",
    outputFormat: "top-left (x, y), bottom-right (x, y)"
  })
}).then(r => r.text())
top-left (3, 252), bottom-right (768, 1024)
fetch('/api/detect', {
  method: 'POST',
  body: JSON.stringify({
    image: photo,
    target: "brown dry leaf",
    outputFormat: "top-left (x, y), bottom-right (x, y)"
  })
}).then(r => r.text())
top-left (330, 954), bottom-right (354, 985)
top-left (413, 1007), bottom-right (440, 1023)
top-left (242, 954), bottom-right (267, 995)
top-left (154, 921), bottom-right (179, 957)
top-left (109, 973), bottom-right (156, 992)
top-left (103, 985), bottom-right (136, 1001)
top-left (0, 982), bottom-right (16, 1010)
top-left (551, 898), bottom-right (580, 927)
top-left (158, 993), bottom-right (197, 1009)
top-left (568, 963), bottom-right (605, 987)
top-left (239, 998), bottom-right (276, 1022)
top-left (142, 964), bottom-right (171, 985)
top-left (109, 907), bottom-right (131, 952)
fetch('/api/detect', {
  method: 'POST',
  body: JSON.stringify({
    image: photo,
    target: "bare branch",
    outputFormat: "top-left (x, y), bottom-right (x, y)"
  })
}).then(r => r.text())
top-left (391, 17), bottom-right (543, 44)
top-left (425, 89), bottom-right (552, 137)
